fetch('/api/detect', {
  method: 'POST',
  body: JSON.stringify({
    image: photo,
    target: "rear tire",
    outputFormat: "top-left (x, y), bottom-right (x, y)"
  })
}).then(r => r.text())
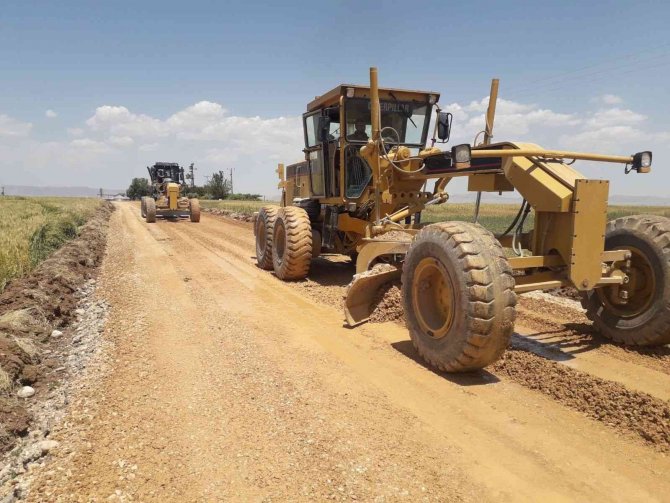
top-left (145, 198), bottom-right (156, 223)
top-left (255, 206), bottom-right (279, 270)
top-left (581, 215), bottom-right (670, 346)
top-left (272, 206), bottom-right (312, 280)
top-left (189, 198), bottom-right (201, 222)
top-left (401, 221), bottom-right (516, 372)
top-left (140, 197), bottom-right (147, 218)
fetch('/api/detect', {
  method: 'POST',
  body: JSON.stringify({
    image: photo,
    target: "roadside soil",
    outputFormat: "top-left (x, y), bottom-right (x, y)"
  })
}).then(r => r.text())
top-left (15, 204), bottom-right (670, 501)
top-left (0, 203), bottom-right (113, 455)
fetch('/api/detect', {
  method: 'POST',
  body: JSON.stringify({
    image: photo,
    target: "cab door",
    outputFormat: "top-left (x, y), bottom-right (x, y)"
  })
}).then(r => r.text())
top-left (303, 110), bottom-right (327, 198)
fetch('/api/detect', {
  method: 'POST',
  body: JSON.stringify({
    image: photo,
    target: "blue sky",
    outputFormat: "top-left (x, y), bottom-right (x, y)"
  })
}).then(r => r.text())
top-left (0, 0), bottom-right (669, 197)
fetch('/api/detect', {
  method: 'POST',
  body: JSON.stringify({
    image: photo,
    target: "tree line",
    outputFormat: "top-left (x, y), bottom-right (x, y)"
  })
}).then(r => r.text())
top-left (126, 170), bottom-right (262, 201)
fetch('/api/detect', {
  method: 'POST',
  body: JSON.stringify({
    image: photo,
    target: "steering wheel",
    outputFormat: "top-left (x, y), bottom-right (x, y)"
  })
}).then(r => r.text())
top-left (380, 127), bottom-right (401, 154)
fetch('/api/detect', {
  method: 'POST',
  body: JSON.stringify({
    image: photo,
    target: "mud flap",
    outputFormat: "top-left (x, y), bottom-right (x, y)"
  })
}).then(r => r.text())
top-left (344, 266), bottom-right (402, 327)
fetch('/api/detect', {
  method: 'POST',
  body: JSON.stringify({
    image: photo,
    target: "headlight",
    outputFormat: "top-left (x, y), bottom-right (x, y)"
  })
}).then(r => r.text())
top-left (346, 87), bottom-right (355, 98)
top-left (632, 151), bottom-right (652, 172)
top-left (428, 94), bottom-right (437, 105)
top-left (451, 144), bottom-right (472, 164)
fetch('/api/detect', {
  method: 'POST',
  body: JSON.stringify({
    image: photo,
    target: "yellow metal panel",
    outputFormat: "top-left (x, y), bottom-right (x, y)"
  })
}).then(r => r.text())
top-left (504, 157), bottom-right (573, 212)
top-left (338, 214), bottom-right (369, 235)
top-left (167, 183), bottom-right (179, 210)
top-left (508, 254), bottom-right (565, 269)
top-left (569, 179), bottom-right (609, 290)
top-left (467, 173), bottom-right (514, 192)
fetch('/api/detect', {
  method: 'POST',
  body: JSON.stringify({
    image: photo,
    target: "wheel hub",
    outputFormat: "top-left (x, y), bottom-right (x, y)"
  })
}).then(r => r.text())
top-left (600, 246), bottom-right (655, 318)
top-left (411, 258), bottom-right (455, 339)
top-left (274, 221), bottom-right (286, 264)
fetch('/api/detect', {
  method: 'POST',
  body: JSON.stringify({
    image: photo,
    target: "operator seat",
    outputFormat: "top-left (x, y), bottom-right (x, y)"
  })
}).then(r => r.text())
top-left (344, 145), bottom-right (372, 199)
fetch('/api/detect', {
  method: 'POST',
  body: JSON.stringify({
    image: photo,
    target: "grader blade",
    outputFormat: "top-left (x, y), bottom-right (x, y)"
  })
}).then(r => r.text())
top-left (344, 266), bottom-right (401, 326)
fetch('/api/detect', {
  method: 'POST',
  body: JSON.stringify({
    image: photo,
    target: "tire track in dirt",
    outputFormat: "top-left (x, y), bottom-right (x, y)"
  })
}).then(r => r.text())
top-left (154, 213), bottom-right (670, 500)
top-left (200, 212), bottom-right (670, 451)
top-left (517, 296), bottom-right (670, 374)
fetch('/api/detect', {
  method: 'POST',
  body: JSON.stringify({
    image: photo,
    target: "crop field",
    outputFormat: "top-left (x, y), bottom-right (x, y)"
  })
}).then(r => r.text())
top-left (201, 198), bottom-right (670, 235)
top-left (0, 196), bottom-right (101, 290)
top-left (422, 202), bottom-right (670, 233)
top-left (200, 199), bottom-right (271, 214)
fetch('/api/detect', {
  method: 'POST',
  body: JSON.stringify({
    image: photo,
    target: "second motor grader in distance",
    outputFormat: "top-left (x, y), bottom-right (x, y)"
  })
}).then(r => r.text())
top-left (255, 67), bottom-right (667, 373)
top-left (141, 162), bottom-right (201, 223)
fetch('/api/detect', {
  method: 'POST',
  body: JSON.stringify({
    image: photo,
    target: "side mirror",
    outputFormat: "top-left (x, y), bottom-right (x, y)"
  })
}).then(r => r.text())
top-left (317, 116), bottom-right (331, 142)
top-left (437, 112), bottom-right (453, 142)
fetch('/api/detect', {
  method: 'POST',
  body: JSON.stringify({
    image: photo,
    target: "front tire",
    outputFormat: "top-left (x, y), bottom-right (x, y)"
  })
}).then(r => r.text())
top-left (189, 198), bottom-right (201, 222)
top-left (140, 197), bottom-right (147, 218)
top-left (401, 221), bottom-right (516, 372)
top-left (145, 198), bottom-right (156, 223)
top-left (581, 215), bottom-right (670, 346)
top-left (272, 206), bottom-right (312, 280)
top-left (255, 206), bottom-right (279, 270)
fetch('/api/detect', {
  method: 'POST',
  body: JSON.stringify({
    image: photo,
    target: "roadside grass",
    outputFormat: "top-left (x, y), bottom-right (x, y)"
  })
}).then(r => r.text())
top-left (423, 203), bottom-right (670, 234)
top-left (0, 197), bottom-right (101, 291)
top-left (200, 199), bottom-right (275, 215)
top-left (201, 199), bottom-right (670, 235)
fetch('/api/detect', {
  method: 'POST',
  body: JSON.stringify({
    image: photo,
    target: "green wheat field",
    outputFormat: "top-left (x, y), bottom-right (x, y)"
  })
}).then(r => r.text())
top-left (0, 197), bottom-right (101, 291)
top-left (201, 199), bottom-right (670, 234)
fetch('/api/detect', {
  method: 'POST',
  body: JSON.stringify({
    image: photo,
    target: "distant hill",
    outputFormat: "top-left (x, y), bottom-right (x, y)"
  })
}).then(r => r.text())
top-left (608, 195), bottom-right (670, 206)
top-left (2, 186), bottom-right (126, 197)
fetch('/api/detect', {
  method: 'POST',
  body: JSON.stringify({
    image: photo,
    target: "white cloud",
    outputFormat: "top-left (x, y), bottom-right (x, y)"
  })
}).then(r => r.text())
top-left (598, 94), bottom-right (623, 105)
top-left (1, 95), bottom-right (667, 197)
top-left (45, 109), bottom-right (58, 119)
top-left (69, 138), bottom-right (111, 152)
top-left (86, 105), bottom-right (169, 138)
top-left (445, 96), bottom-right (581, 146)
top-left (138, 143), bottom-right (160, 152)
top-left (67, 127), bottom-right (84, 137)
top-left (584, 108), bottom-right (646, 129)
top-left (108, 135), bottom-right (134, 148)
top-left (0, 114), bottom-right (32, 137)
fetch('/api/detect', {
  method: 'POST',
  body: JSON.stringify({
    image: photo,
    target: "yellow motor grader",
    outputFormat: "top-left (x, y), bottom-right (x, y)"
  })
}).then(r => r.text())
top-left (255, 67), bottom-right (667, 372)
top-left (141, 162), bottom-right (200, 223)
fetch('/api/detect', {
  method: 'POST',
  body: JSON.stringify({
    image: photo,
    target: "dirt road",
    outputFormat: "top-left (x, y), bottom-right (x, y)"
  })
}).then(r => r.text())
top-left (26, 202), bottom-right (670, 501)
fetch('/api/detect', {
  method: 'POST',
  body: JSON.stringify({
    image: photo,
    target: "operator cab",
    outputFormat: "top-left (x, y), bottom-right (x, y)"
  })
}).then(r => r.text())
top-left (301, 84), bottom-right (438, 201)
top-left (149, 162), bottom-right (185, 185)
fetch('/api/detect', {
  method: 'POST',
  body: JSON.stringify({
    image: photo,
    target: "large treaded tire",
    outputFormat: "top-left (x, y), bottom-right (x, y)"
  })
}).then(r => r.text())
top-left (189, 198), bottom-right (201, 223)
top-left (401, 221), bottom-right (516, 372)
top-left (581, 215), bottom-right (670, 346)
top-left (140, 197), bottom-right (147, 218)
top-left (145, 198), bottom-right (156, 223)
top-left (255, 206), bottom-right (279, 270)
top-left (272, 206), bottom-right (312, 280)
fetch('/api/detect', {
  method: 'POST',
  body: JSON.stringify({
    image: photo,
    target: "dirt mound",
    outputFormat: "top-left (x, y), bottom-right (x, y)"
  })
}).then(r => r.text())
top-left (0, 202), bottom-right (113, 454)
top-left (368, 280), bottom-right (404, 324)
top-left (492, 347), bottom-right (670, 450)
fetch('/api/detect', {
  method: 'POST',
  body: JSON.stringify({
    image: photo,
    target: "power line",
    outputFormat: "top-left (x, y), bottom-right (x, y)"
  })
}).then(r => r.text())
top-left (506, 57), bottom-right (670, 101)
top-left (505, 45), bottom-right (670, 100)
top-left (509, 42), bottom-right (670, 93)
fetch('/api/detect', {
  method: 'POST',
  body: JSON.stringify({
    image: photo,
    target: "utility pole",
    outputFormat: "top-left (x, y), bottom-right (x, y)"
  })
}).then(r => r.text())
top-left (99, 188), bottom-right (103, 199)
top-left (229, 167), bottom-right (234, 195)
top-left (1, 186), bottom-right (4, 197)
top-left (189, 163), bottom-right (195, 188)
